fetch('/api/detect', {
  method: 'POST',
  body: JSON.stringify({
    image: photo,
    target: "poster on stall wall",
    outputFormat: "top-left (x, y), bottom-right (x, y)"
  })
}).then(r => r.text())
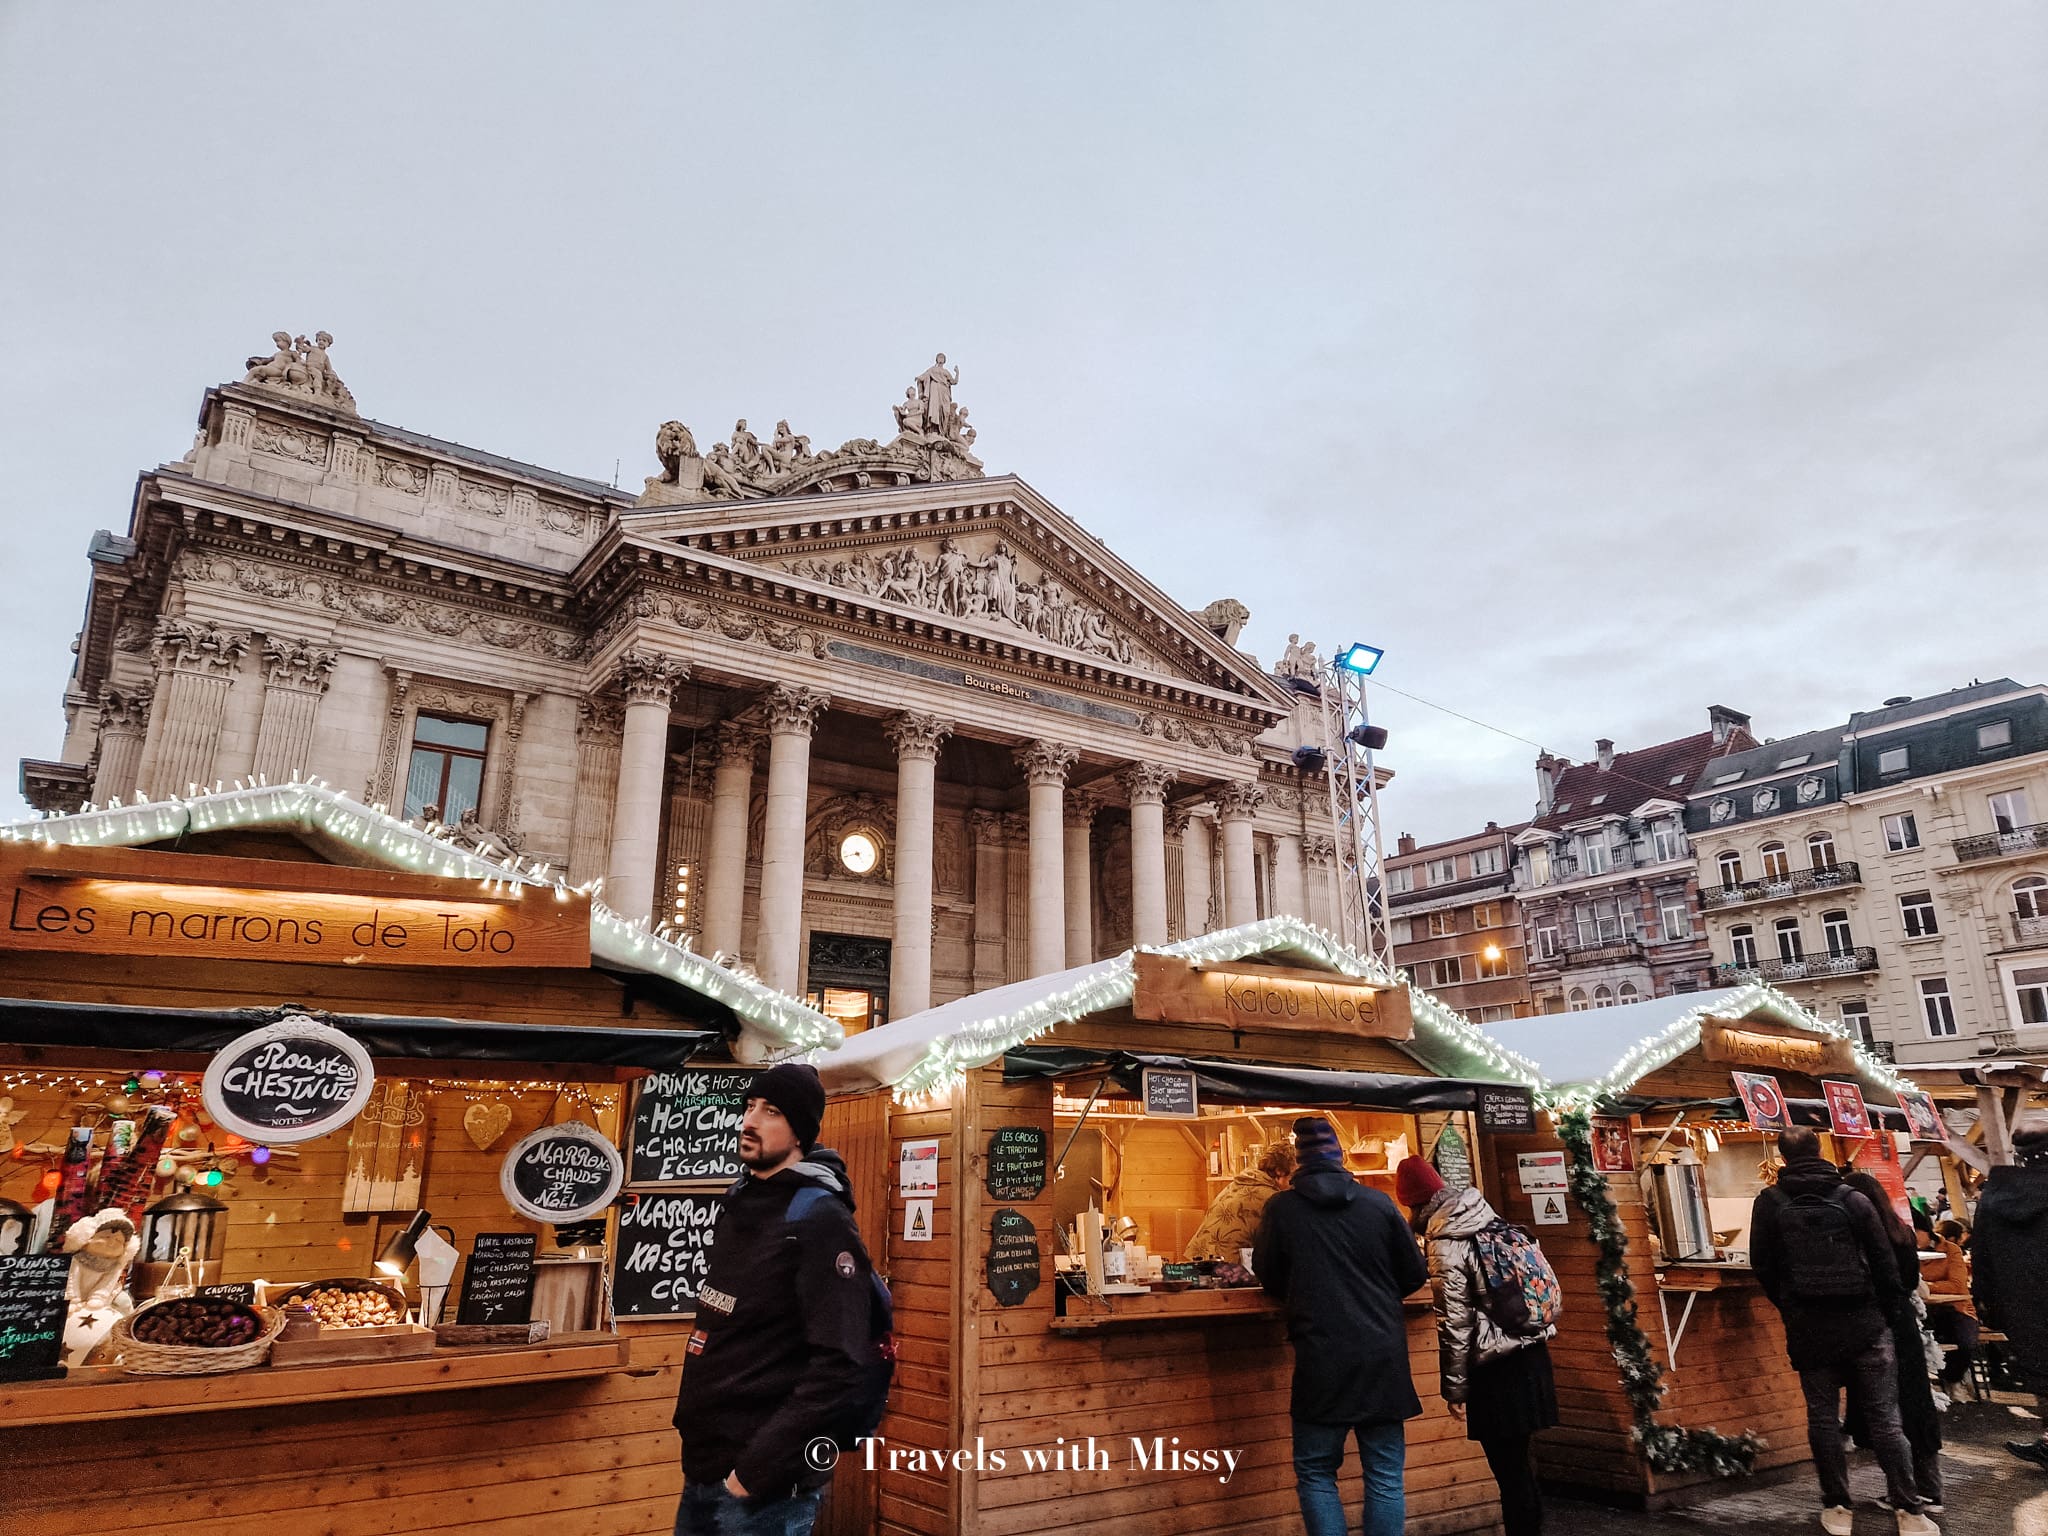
top-left (1846, 1132), bottom-right (1911, 1224)
top-left (1590, 1117), bottom-right (1635, 1174)
top-left (1732, 1071), bottom-right (1792, 1132)
top-left (1516, 1151), bottom-right (1567, 1192)
top-left (899, 1139), bottom-right (939, 1198)
top-left (1823, 1080), bottom-right (1871, 1140)
top-left (1897, 1090), bottom-right (1947, 1143)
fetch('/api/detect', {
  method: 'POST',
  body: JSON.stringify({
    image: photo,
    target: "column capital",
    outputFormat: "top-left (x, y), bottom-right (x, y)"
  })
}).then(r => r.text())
top-left (577, 696), bottom-right (625, 738)
top-left (1119, 761), bottom-right (1176, 807)
top-left (1304, 834), bottom-right (1338, 864)
top-left (152, 618), bottom-right (250, 676)
top-left (1014, 739), bottom-right (1078, 788)
top-left (714, 719), bottom-right (765, 766)
top-left (97, 682), bottom-right (155, 733)
top-left (763, 683), bottom-right (830, 736)
top-left (261, 635), bottom-right (339, 693)
top-left (885, 711), bottom-right (953, 763)
top-left (1216, 781), bottom-right (1266, 822)
top-left (617, 648), bottom-right (687, 707)
top-left (1063, 787), bottom-right (1102, 828)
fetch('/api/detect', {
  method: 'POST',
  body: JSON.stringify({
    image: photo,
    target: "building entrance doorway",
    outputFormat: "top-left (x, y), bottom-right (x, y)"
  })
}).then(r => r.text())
top-left (805, 932), bottom-right (891, 1036)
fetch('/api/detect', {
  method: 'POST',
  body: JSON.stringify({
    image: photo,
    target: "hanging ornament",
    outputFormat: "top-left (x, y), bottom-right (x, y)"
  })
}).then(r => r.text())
top-left (463, 1101), bottom-right (513, 1151)
top-left (156, 1155), bottom-right (177, 1178)
top-left (250, 1146), bottom-right (271, 1166)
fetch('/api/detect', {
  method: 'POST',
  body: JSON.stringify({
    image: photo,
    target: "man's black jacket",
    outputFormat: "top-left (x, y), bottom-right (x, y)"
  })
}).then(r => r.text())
top-left (1253, 1163), bottom-right (1428, 1424)
top-left (1972, 1158), bottom-right (2048, 1391)
top-left (1749, 1156), bottom-right (1901, 1371)
top-left (674, 1148), bottom-right (872, 1497)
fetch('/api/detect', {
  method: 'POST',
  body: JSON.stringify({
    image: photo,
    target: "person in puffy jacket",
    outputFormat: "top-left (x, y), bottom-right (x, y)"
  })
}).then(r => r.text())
top-left (1974, 1111), bottom-right (2048, 1469)
top-left (1398, 1157), bottom-right (1557, 1536)
top-left (1254, 1116), bottom-right (1427, 1536)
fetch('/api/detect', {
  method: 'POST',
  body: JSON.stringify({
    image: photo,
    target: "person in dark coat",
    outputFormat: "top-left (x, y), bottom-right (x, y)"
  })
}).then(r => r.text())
top-left (1399, 1156), bottom-right (1559, 1536)
top-left (1842, 1170), bottom-right (1943, 1510)
top-left (1973, 1111), bottom-right (2048, 1469)
top-left (1254, 1115), bottom-right (1428, 1536)
top-left (1749, 1127), bottom-right (1933, 1535)
top-left (673, 1063), bottom-right (875, 1536)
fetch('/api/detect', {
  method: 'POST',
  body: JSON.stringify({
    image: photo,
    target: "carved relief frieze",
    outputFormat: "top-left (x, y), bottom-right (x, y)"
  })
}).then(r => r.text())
top-left (594, 587), bottom-right (828, 661)
top-left (248, 418), bottom-right (330, 467)
top-left (377, 458), bottom-right (427, 496)
top-left (1139, 711), bottom-right (1255, 757)
top-left (460, 481), bottom-right (508, 518)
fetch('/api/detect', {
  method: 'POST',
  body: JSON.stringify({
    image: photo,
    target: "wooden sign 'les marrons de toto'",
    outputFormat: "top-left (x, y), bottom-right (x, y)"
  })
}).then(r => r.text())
top-left (1131, 953), bottom-right (1413, 1039)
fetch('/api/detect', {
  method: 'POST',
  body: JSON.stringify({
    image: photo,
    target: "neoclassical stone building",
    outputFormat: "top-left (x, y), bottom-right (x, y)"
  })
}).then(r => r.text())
top-left (21, 337), bottom-right (1344, 1030)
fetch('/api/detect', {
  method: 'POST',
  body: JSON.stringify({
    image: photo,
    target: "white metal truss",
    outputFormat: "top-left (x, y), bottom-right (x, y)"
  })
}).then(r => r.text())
top-left (1318, 660), bottom-right (1397, 975)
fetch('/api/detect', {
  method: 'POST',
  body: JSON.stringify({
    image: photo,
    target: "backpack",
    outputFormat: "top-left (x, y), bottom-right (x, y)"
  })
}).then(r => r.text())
top-left (787, 1185), bottom-right (898, 1450)
top-left (1472, 1219), bottom-right (1564, 1334)
top-left (1775, 1187), bottom-right (1874, 1304)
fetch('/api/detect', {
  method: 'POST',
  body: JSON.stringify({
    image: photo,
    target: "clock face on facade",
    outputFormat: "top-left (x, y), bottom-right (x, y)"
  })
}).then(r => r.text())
top-left (838, 830), bottom-right (881, 875)
top-left (1709, 797), bottom-right (1735, 824)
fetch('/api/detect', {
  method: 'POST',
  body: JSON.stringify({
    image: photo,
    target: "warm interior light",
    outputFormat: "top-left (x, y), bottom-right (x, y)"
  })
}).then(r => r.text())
top-left (1483, 944), bottom-right (1503, 963)
top-left (374, 1209), bottom-right (432, 1277)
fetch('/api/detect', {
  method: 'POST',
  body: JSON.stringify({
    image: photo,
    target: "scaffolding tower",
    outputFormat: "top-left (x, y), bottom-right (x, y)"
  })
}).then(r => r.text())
top-left (1316, 655), bottom-right (1397, 976)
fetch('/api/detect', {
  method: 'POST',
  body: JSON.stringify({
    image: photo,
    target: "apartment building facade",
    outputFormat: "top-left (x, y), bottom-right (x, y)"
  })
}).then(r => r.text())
top-left (1386, 822), bottom-right (1533, 1022)
top-left (1511, 707), bottom-right (1756, 1013)
top-left (1687, 681), bottom-right (2048, 1067)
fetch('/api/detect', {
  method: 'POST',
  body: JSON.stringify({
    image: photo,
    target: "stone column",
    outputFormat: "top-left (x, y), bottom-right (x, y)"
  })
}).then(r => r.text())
top-left (756, 684), bottom-right (830, 993)
top-left (887, 712), bottom-right (953, 1017)
top-left (250, 636), bottom-right (338, 782)
top-left (89, 684), bottom-right (154, 803)
top-left (1304, 835), bottom-right (1338, 929)
top-left (700, 721), bottom-right (762, 963)
top-left (604, 650), bottom-right (686, 925)
top-left (569, 698), bottom-right (625, 885)
top-left (1217, 782), bottom-right (1266, 929)
top-left (1176, 808), bottom-right (1215, 939)
top-left (1062, 790), bottom-right (1097, 967)
top-left (1015, 741), bottom-right (1078, 977)
top-left (135, 619), bottom-right (251, 796)
top-left (969, 810), bottom-right (1010, 994)
top-left (1121, 763), bottom-right (1177, 947)
top-left (1273, 831), bottom-right (1308, 921)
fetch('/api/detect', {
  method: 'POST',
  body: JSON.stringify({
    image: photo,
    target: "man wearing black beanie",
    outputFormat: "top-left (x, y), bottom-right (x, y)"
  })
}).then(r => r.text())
top-left (674, 1062), bottom-right (883, 1535)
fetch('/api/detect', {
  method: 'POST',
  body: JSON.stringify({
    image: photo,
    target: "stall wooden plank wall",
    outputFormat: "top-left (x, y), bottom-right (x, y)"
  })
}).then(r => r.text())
top-left (1484, 1047), bottom-right (1830, 1507)
top-left (861, 1003), bottom-right (1504, 1536)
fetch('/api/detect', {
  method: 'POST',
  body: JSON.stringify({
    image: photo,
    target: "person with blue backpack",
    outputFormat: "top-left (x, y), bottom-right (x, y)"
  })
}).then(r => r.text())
top-left (1398, 1156), bottom-right (1560, 1536)
top-left (673, 1062), bottom-right (893, 1536)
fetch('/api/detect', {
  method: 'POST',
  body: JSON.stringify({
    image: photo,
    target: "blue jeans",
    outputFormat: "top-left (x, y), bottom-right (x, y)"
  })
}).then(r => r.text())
top-left (1292, 1418), bottom-right (1406, 1536)
top-left (676, 1480), bottom-right (824, 1536)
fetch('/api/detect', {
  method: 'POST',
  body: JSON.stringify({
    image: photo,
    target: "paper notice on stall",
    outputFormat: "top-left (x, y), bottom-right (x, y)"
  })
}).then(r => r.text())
top-left (899, 1139), bottom-right (939, 1197)
top-left (903, 1198), bottom-right (934, 1243)
top-left (1530, 1191), bottom-right (1571, 1226)
top-left (1516, 1151), bottom-right (1567, 1193)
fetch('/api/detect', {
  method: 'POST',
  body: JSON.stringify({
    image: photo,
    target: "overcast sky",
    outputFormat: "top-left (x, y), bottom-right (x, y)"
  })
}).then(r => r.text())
top-left (4, 4), bottom-right (2045, 840)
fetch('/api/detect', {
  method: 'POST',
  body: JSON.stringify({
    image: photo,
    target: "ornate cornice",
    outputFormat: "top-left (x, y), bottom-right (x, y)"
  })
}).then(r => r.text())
top-left (884, 711), bottom-right (953, 763)
top-left (1014, 740), bottom-right (1079, 789)
top-left (763, 683), bottom-right (830, 737)
top-left (152, 618), bottom-right (250, 676)
top-left (1215, 781), bottom-right (1267, 821)
top-left (1119, 762), bottom-right (1177, 806)
top-left (617, 649), bottom-right (686, 707)
top-left (262, 635), bottom-right (339, 692)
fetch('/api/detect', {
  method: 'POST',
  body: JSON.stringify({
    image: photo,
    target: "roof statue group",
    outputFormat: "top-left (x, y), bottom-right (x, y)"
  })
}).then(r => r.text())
top-left (241, 330), bottom-right (357, 414)
top-left (637, 353), bottom-right (985, 507)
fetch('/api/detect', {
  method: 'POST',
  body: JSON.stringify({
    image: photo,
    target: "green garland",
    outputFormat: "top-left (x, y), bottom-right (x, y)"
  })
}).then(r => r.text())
top-left (1555, 1106), bottom-right (1761, 1478)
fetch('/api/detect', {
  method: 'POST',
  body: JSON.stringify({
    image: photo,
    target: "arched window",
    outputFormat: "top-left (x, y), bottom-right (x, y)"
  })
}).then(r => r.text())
top-left (1822, 909), bottom-right (1853, 958)
top-left (1774, 916), bottom-right (1804, 963)
top-left (1729, 925), bottom-right (1758, 969)
top-left (1618, 981), bottom-right (1640, 1002)
top-left (1567, 987), bottom-right (1590, 1013)
top-left (1592, 984), bottom-right (1615, 1008)
top-left (1807, 831), bottom-right (1838, 872)
top-left (1760, 842), bottom-right (1791, 882)
top-left (1716, 850), bottom-right (1744, 888)
top-left (2015, 875), bottom-right (2048, 922)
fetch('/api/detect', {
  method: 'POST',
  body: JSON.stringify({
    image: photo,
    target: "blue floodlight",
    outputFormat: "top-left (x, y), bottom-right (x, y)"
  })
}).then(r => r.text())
top-left (1335, 642), bottom-right (1384, 676)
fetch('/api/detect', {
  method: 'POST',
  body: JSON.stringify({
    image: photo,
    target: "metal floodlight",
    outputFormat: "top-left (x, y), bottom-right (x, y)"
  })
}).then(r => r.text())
top-left (1335, 642), bottom-right (1384, 676)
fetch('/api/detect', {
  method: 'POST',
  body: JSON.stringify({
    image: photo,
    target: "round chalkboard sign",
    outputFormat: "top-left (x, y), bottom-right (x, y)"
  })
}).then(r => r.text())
top-left (985, 1207), bottom-right (1041, 1308)
top-left (201, 1016), bottom-right (375, 1144)
top-left (499, 1120), bottom-right (625, 1224)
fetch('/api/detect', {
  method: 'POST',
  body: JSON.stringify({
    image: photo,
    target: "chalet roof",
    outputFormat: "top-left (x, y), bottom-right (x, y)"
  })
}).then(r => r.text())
top-left (1532, 730), bottom-right (1742, 833)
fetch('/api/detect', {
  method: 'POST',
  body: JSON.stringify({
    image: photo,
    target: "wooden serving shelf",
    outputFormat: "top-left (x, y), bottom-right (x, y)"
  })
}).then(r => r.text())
top-left (1049, 1286), bottom-right (1434, 1332)
top-left (0, 1331), bottom-right (630, 1426)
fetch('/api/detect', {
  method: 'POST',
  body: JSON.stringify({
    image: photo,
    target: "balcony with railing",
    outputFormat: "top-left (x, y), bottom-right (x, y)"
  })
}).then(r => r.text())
top-left (2013, 911), bottom-right (2048, 945)
top-left (1540, 935), bottom-right (1646, 969)
top-left (1954, 822), bottom-right (2048, 863)
top-left (1698, 862), bottom-right (1862, 911)
top-left (1715, 946), bottom-right (1879, 985)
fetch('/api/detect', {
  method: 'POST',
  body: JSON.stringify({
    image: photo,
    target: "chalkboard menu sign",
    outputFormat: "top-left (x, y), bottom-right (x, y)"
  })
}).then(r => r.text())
top-left (0, 1254), bottom-right (72, 1381)
top-left (1431, 1122), bottom-right (1474, 1192)
top-left (627, 1068), bottom-right (759, 1186)
top-left (985, 1126), bottom-right (1048, 1200)
top-left (457, 1232), bottom-right (538, 1325)
top-left (197, 1283), bottom-right (257, 1307)
top-left (499, 1121), bottom-right (625, 1224)
top-left (202, 1016), bottom-right (376, 1144)
top-left (611, 1190), bottom-right (724, 1319)
top-left (1141, 1066), bottom-right (1199, 1119)
top-left (985, 1208), bottom-right (1040, 1308)
top-left (1476, 1086), bottom-right (1537, 1134)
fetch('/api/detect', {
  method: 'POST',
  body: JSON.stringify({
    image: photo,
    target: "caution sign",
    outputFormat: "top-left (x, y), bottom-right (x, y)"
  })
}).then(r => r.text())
top-left (1531, 1191), bottom-right (1570, 1226)
top-left (903, 1198), bottom-right (934, 1243)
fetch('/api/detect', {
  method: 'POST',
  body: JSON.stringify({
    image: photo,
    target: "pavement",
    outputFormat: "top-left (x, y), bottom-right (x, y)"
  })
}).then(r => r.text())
top-left (1554, 1397), bottom-right (2048, 1536)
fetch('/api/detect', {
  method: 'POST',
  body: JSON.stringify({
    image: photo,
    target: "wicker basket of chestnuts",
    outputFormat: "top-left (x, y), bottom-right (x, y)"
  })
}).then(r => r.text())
top-left (113, 1295), bottom-right (284, 1375)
